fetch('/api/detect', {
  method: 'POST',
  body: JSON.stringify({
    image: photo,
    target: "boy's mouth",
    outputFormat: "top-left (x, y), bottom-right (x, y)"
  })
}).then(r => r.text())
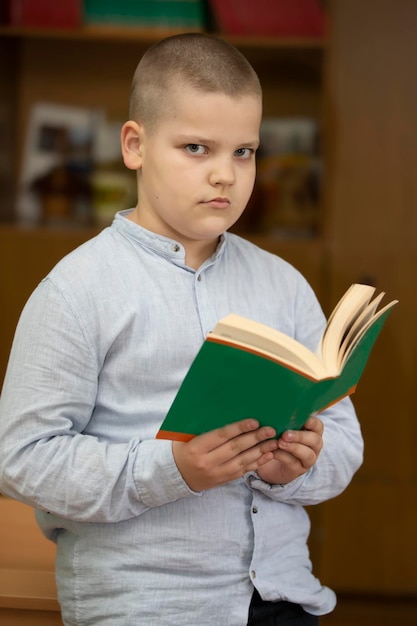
top-left (203, 197), bottom-right (231, 209)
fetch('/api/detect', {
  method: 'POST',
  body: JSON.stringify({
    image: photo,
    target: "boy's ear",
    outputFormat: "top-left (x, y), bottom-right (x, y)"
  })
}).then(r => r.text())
top-left (121, 120), bottom-right (144, 170)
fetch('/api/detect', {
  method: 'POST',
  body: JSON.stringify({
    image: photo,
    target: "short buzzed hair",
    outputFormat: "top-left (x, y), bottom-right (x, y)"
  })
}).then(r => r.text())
top-left (129, 33), bottom-right (262, 129)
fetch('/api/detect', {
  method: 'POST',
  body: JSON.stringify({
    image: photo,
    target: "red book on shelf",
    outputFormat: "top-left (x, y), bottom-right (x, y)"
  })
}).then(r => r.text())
top-left (209, 0), bottom-right (325, 38)
top-left (7, 0), bottom-right (82, 29)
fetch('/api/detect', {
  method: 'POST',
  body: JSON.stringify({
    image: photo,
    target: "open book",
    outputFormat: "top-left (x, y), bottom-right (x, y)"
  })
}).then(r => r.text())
top-left (156, 284), bottom-right (398, 442)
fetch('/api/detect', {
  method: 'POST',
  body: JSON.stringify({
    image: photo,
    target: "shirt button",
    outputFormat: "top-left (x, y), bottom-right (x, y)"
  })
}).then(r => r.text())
top-left (197, 274), bottom-right (202, 281)
top-left (172, 244), bottom-right (180, 252)
top-left (251, 570), bottom-right (256, 579)
top-left (252, 506), bottom-right (258, 514)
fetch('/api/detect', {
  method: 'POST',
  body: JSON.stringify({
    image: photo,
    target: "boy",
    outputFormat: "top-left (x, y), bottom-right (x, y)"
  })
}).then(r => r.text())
top-left (0, 34), bottom-right (363, 625)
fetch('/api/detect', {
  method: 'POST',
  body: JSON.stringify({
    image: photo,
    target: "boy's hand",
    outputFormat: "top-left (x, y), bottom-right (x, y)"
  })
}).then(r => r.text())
top-left (255, 415), bottom-right (324, 485)
top-left (172, 419), bottom-right (279, 492)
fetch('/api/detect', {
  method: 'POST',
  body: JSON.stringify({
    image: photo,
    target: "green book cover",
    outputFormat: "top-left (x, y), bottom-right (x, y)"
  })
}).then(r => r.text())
top-left (156, 299), bottom-right (396, 442)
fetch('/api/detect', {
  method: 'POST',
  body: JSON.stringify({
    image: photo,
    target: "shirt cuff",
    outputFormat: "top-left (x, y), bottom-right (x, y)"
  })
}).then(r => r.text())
top-left (244, 471), bottom-right (307, 500)
top-left (133, 439), bottom-right (203, 507)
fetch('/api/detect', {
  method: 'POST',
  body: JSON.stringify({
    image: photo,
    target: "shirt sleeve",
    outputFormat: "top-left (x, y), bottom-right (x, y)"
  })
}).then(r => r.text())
top-left (0, 279), bottom-right (200, 523)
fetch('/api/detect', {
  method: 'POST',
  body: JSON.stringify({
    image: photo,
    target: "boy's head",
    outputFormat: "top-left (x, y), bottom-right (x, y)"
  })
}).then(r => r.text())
top-left (122, 34), bottom-right (263, 267)
top-left (129, 32), bottom-right (262, 130)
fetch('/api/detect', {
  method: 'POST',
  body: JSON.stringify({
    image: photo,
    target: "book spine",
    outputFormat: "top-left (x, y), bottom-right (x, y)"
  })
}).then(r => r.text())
top-left (208, 0), bottom-right (325, 37)
top-left (7, 0), bottom-right (82, 29)
top-left (83, 0), bottom-right (205, 30)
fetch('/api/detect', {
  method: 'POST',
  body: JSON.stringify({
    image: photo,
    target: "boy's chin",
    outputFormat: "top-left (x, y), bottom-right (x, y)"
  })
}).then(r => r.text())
top-left (202, 214), bottom-right (244, 236)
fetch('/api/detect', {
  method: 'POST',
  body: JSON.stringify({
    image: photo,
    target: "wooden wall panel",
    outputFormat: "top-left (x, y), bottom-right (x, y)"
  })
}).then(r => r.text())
top-left (318, 483), bottom-right (417, 594)
top-left (317, 0), bottom-right (417, 592)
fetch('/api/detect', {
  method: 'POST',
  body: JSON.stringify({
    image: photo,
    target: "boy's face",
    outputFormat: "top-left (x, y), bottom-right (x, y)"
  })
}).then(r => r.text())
top-left (125, 85), bottom-right (262, 260)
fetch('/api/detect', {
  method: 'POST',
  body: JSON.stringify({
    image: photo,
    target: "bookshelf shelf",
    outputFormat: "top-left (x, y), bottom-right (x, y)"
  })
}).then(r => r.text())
top-left (0, 24), bottom-right (327, 49)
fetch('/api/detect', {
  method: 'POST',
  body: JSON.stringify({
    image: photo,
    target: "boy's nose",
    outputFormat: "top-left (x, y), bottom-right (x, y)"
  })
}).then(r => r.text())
top-left (209, 157), bottom-right (235, 186)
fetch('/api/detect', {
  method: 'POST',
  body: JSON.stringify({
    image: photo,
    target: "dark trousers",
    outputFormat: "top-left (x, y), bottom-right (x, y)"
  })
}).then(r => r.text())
top-left (247, 589), bottom-right (319, 626)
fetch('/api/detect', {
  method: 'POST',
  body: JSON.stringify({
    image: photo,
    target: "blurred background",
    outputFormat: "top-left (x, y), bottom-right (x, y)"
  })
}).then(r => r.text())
top-left (0, 1), bottom-right (416, 624)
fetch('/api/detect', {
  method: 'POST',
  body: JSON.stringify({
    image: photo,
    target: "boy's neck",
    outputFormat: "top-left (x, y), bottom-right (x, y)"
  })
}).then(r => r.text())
top-left (183, 238), bottom-right (220, 270)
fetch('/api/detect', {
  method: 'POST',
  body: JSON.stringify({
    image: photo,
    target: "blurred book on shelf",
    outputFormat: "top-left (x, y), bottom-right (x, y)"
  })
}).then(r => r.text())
top-left (208, 0), bottom-right (325, 38)
top-left (234, 117), bottom-right (322, 239)
top-left (1, 0), bottom-right (205, 30)
top-left (83, 0), bottom-right (205, 30)
top-left (91, 119), bottom-right (136, 227)
top-left (17, 103), bottom-right (99, 226)
top-left (3, 0), bottom-right (82, 29)
top-left (17, 102), bottom-right (135, 228)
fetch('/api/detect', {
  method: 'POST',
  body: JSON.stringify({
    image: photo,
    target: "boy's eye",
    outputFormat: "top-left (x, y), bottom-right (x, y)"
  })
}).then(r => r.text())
top-left (234, 147), bottom-right (253, 159)
top-left (185, 144), bottom-right (207, 155)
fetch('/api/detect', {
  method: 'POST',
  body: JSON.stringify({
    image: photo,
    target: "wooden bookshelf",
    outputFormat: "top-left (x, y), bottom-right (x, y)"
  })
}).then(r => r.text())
top-left (0, 23), bottom-right (325, 217)
top-left (0, 24), bottom-right (326, 47)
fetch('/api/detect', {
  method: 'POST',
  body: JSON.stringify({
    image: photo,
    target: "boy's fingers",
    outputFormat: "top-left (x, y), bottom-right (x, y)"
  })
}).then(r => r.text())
top-left (173, 419), bottom-right (279, 487)
top-left (198, 418), bottom-right (276, 451)
top-left (304, 415), bottom-right (324, 434)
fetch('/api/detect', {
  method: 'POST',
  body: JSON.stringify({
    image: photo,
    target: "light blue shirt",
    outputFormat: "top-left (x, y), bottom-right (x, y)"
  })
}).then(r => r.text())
top-left (0, 211), bottom-right (363, 625)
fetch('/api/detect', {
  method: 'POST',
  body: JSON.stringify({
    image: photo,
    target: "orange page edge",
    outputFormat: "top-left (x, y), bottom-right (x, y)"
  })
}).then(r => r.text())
top-left (156, 430), bottom-right (195, 442)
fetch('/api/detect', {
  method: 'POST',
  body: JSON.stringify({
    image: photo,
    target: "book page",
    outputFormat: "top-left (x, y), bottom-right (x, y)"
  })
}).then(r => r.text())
top-left (338, 298), bottom-right (398, 367)
top-left (318, 284), bottom-right (376, 370)
top-left (212, 314), bottom-right (328, 378)
top-left (337, 292), bottom-right (385, 368)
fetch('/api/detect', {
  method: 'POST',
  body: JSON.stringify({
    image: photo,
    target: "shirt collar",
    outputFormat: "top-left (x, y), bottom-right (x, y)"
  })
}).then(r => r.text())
top-left (111, 209), bottom-right (227, 269)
